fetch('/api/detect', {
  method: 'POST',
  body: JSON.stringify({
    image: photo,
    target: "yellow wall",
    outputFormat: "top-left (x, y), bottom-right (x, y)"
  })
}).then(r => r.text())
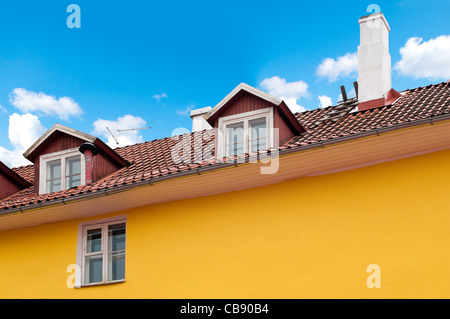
top-left (0, 149), bottom-right (449, 298)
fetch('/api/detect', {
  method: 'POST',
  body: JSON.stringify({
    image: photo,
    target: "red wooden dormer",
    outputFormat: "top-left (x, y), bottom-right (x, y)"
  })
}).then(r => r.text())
top-left (0, 160), bottom-right (32, 200)
top-left (22, 124), bottom-right (128, 195)
top-left (203, 83), bottom-right (305, 158)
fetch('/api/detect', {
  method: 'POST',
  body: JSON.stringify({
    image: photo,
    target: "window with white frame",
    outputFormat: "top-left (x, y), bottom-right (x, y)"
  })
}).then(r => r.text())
top-left (81, 219), bottom-right (126, 285)
top-left (39, 148), bottom-right (85, 195)
top-left (218, 108), bottom-right (273, 158)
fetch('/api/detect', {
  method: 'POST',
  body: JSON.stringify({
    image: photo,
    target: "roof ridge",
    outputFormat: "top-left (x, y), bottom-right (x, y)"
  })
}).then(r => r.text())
top-left (407, 80), bottom-right (450, 92)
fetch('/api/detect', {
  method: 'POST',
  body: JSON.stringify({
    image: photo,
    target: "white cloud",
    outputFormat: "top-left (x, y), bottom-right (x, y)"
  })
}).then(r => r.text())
top-left (260, 76), bottom-right (309, 113)
top-left (0, 113), bottom-right (47, 168)
top-left (176, 105), bottom-right (196, 116)
top-left (93, 114), bottom-right (147, 148)
top-left (0, 148), bottom-right (26, 168)
top-left (153, 93), bottom-right (168, 101)
top-left (281, 98), bottom-right (306, 113)
top-left (318, 95), bottom-right (333, 108)
top-left (9, 88), bottom-right (82, 121)
top-left (316, 52), bottom-right (358, 83)
top-left (8, 113), bottom-right (46, 150)
top-left (394, 35), bottom-right (450, 80)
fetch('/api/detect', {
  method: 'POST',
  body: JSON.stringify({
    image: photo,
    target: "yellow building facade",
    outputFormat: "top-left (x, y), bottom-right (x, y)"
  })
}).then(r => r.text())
top-left (1, 147), bottom-right (448, 299)
top-left (1, 10), bottom-right (449, 300)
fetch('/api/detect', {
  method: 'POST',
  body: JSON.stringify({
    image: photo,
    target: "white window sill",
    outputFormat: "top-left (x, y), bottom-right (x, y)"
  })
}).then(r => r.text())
top-left (76, 279), bottom-right (126, 288)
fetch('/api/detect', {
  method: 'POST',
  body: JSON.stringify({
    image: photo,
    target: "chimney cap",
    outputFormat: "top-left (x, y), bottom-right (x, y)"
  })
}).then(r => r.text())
top-left (79, 142), bottom-right (98, 156)
top-left (190, 106), bottom-right (212, 118)
top-left (358, 12), bottom-right (390, 32)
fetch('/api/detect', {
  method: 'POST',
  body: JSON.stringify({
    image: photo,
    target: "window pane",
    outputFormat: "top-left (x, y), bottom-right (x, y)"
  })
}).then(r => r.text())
top-left (226, 122), bottom-right (244, 156)
top-left (250, 118), bottom-right (266, 139)
top-left (46, 160), bottom-right (61, 193)
top-left (66, 156), bottom-right (81, 176)
top-left (226, 142), bottom-right (244, 156)
top-left (66, 156), bottom-right (81, 189)
top-left (108, 223), bottom-right (126, 252)
top-left (47, 179), bottom-right (61, 193)
top-left (66, 175), bottom-right (81, 189)
top-left (85, 255), bottom-right (103, 284)
top-left (47, 160), bottom-right (61, 180)
top-left (249, 118), bottom-right (267, 152)
top-left (227, 122), bottom-right (244, 144)
top-left (86, 228), bottom-right (102, 253)
top-left (108, 252), bottom-right (125, 281)
top-left (250, 139), bottom-right (267, 152)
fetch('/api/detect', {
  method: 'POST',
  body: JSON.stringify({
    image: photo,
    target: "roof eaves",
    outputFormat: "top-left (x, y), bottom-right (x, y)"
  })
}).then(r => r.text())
top-left (3, 112), bottom-right (449, 216)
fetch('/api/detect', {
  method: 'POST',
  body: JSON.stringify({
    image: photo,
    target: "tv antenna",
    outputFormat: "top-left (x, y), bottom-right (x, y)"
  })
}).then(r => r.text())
top-left (106, 126), bottom-right (151, 147)
top-left (117, 126), bottom-right (151, 132)
top-left (106, 127), bottom-right (119, 146)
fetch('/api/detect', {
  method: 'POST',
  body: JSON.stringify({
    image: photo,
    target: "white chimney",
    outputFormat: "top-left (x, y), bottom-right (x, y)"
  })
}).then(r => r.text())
top-left (190, 106), bottom-right (213, 132)
top-left (357, 12), bottom-right (391, 104)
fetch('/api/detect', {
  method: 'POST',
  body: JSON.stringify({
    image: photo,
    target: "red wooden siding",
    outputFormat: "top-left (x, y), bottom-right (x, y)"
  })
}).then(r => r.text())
top-left (37, 131), bottom-right (86, 156)
top-left (274, 108), bottom-right (298, 145)
top-left (213, 92), bottom-right (272, 121)
top-left (92, 152), bottom-right (122, 182)
top-left (0, 174), bottom-right (21, 200)
top-left (33, 161), bottom-right (40, 194)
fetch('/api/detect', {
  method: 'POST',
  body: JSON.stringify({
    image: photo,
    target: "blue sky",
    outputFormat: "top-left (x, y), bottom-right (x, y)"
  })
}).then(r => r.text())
top-left (0, 0), bottom-right (449, 167)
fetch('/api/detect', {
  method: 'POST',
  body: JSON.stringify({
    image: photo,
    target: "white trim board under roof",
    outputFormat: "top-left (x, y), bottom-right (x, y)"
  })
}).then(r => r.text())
top-left (23, 123), bottom-right (96, 160)
top-left (204, 83), bottom-right (283, 121)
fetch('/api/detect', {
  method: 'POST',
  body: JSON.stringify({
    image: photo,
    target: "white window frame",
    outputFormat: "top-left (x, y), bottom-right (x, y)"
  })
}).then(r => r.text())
top-left (217, 107), bottom-right (274, 158)
top-left (75, 216), bottom-right (127, 288)
top-left (39, 148), bottom-right (85, 195)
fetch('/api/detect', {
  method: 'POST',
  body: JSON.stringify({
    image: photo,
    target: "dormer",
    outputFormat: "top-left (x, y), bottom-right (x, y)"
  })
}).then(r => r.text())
top-left (203, 83), bottom-right (305, 158)
top-left (0, 161), bottom-right (32, 200)
top-left (23, 124), bottom-right (128, 195)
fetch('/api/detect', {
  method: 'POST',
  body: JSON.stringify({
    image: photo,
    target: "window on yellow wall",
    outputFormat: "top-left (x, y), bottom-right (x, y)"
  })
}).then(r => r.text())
top-left (80, 219), bottom-right (126, 286)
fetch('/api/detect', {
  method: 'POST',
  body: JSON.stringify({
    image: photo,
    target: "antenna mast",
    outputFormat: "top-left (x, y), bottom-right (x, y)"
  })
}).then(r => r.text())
top-left (117, 127), bottom-right (151, 132)
top-left (106, 126), bottom-right (119, 146)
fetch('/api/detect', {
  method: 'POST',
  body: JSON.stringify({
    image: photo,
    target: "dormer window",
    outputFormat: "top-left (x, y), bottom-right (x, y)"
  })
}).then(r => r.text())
top-left (39, 148), bottom-right (85, 195)
top-left (218, 108), bottom-right (274, 157)
top-left (202, 83), bottom-right (306, 160)
top-left (21, 123), bottom-right (128, 197)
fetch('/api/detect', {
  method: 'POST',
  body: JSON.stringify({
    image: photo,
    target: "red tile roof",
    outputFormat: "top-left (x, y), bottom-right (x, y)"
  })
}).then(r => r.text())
top-left (290, 82), bottom-right (450, 146)
top-left (1, 81), bottom-right (450, 211)
top-left (12, 165), bottom-right (34, 184)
